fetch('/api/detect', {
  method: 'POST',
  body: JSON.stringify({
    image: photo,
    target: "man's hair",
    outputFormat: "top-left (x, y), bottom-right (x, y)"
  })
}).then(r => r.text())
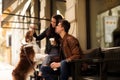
top-left (59, 19), bottom-right (70, 33)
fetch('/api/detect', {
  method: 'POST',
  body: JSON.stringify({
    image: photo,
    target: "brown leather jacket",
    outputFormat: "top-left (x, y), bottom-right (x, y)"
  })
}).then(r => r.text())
top-left (61, 34), bottom-right (83, 61)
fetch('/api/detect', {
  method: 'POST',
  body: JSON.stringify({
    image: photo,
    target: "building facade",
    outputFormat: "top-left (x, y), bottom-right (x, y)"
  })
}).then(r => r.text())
top-left (1, 0), bottom-right (120, 65)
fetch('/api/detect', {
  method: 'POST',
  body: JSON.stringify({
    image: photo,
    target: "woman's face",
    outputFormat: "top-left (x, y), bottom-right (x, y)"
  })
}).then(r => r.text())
top-left (51, 18), bottom-right (56, 28)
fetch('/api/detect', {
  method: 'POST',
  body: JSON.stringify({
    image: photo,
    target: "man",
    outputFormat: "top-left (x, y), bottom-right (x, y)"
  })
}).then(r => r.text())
top-left (41, 19), bottom-right (83, 80)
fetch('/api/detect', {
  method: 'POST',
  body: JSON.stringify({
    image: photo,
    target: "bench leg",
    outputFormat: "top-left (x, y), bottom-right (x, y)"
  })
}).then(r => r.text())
top-left (71, 62), bottom-right (84, 80)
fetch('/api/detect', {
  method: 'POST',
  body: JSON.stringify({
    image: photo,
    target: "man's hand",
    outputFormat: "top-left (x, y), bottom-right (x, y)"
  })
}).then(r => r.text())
top-left (66, 58), bottom-right (71, 62)
top-left (50, 62), bottom-right (60, 69)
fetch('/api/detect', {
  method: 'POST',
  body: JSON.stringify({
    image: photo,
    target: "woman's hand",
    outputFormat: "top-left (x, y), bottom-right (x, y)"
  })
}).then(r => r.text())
top-left (29, 25), bottom-right (36, 34)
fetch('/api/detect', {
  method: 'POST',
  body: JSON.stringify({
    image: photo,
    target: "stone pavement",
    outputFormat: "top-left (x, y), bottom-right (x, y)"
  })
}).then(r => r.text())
top-left (0, 62), bottom-right (14, 80)
top-left (0, 62), bottom-right (120, 80)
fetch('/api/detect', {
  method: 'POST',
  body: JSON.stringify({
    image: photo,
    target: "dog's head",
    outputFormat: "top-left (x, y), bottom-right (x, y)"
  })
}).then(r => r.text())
top-left (20, 45), bottom-right (35, 62)
top-left (25, 30), bottom-right (34, 42)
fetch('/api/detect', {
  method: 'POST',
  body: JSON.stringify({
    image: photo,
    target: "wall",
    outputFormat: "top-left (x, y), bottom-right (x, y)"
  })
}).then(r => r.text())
top-left (2, 0), bottom-right (16, 12)
top-left (65, 0), bottom-right (87, 50)
top-left (40, 0), bottom-right (51, 54)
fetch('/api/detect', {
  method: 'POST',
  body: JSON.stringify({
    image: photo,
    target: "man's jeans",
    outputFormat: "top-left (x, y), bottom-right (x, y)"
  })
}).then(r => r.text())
top-left (60, 60), bottom-right (71, 80)
top-left (41, 60), bottom-right (71, 80)
top-left (41, 65), bottom-right (59, 80)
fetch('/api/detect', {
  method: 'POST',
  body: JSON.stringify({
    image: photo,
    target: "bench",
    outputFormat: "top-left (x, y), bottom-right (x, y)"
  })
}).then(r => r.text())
top-left (69, 47), bottom-right (120, 80)
top-left (30, 47), bottom-right (120, 80)
top-left (30, 48), bottom-right (101, 80)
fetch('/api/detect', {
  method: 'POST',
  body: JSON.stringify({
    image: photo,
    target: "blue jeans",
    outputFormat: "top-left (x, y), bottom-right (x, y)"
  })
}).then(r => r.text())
top-left (41, 60), bottom-right (71, 80)
top-left (60, 60), bottom-right (71, 80)
top-left (41, 66), bottom-right (59, 80)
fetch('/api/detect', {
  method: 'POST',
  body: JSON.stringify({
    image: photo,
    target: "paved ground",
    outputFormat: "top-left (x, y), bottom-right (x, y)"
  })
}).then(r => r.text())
top-left (0, 54), bottom-right (46, 80)
top-left (83, 76), bottom-right (120, 80)
top-left (0, 62), bottom-right (14, 80)
top-left (0, 62), bottom-right (120, 80)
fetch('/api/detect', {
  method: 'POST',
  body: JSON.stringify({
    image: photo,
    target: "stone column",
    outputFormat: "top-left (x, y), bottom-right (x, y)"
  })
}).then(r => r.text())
top-left (39, 0), bottom-right (51, 54)
top-left (65, 0), bottom-right (86, 50)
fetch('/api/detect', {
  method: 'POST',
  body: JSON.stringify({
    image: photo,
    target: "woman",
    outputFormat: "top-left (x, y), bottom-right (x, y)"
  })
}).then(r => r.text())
top-left (31, 14), bottom-right (63, 76)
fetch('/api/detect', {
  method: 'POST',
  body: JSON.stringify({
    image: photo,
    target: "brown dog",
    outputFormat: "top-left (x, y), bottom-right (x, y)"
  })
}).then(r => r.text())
top-left (12, 30), bottom-right (37, 80)
top-left (12, 45), bottom-right (35, 80)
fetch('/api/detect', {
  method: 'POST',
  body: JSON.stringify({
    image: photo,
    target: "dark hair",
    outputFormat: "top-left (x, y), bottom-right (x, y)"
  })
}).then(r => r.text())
top-left (46, 15), bottom-right (63, 36)
top-left (52, 14), bottom-right (63, 26)
top-left (59, 19), bottom-right (70, 33)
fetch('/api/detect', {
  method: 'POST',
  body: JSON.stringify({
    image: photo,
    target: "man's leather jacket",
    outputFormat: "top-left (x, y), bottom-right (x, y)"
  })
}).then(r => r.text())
top-left (61, 33), bottom-right (83, 61)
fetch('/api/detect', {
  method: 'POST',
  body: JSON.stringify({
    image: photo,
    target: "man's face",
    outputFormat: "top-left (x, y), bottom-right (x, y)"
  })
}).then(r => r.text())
top-left (55, 23), bottom-right (64, 34)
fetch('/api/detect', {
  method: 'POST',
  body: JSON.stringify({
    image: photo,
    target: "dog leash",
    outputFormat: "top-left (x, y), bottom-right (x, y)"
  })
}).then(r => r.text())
top-left (23, 47), bottom-right (36, 71)
top-left (23, 45), bottom-right (39, 79)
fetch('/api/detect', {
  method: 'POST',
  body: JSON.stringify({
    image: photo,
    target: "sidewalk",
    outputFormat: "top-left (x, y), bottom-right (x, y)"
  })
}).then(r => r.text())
top-left (0, 61), bottom-right (120, 80)
top-left (0, 54), bottom-right (46, 80)
top-left (0, 62), bottom-right (14, 80)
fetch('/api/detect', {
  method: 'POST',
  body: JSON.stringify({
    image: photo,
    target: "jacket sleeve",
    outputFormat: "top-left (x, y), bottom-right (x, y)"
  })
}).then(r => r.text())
top-left (67, 37), bottom-right (82, 61)
top-left (33, 28), bottom-right (48, 41)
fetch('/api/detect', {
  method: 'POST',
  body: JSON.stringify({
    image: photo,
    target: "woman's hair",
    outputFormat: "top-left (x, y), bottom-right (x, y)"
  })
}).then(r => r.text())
top-left (52, 14), bottom-right (63, 26)
top-left (46, 14), bottom-right (63, 36)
